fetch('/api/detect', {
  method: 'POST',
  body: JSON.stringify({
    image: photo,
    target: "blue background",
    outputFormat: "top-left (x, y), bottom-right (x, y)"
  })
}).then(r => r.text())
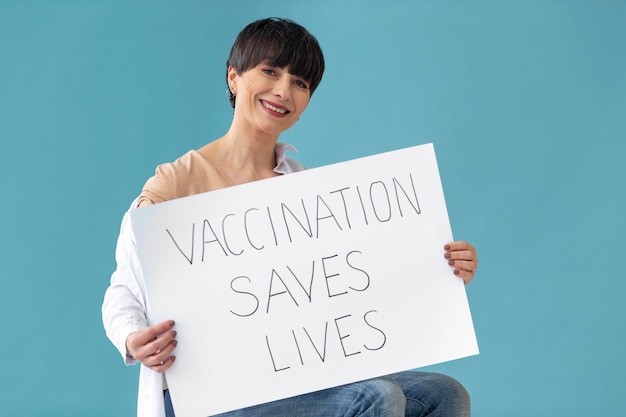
top-left (1, 1), bottom-right (624, 415)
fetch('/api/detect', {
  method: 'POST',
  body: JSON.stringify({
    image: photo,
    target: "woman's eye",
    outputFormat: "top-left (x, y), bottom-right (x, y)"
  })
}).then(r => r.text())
top-left (262, 68), bottom-right (275, 76)
top-left (294, 80), bottom-right (309, 89)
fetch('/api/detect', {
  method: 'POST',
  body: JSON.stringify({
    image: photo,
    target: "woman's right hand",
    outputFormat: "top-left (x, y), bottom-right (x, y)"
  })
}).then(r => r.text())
top-left (126, 320), bottom-right (177, 373)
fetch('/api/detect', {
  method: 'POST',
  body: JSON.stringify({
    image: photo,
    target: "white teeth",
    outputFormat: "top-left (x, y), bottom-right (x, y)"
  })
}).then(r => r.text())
top-left (263, 101), bottom-right (287, 114)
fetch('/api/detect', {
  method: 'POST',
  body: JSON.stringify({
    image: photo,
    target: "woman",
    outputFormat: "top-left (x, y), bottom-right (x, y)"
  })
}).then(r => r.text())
top-left (102, 17), bottom-right (478, 417)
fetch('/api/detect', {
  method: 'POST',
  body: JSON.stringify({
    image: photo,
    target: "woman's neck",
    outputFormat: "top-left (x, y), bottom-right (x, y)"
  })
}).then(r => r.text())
top-left (198, 129), bottom-right (280, 185)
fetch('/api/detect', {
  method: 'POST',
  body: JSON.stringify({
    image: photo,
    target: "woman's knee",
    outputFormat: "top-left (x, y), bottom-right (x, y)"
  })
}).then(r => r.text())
top-left (343, 376), bottom-right (406, 416)
top-left (437, 374), bottom-right (470, 410)
top-left (434, 374), bottom-right (470, 417)
top-left (390, 371), bottom-right (470, 417)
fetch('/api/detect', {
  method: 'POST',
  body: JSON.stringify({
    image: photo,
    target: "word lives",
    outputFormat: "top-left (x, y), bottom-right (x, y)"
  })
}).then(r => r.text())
top-left (227, 248), bottom-right (389, 372)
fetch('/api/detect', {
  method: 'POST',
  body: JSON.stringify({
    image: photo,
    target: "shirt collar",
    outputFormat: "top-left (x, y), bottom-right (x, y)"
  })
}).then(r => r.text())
top-left (274, 142), bottom-right (297, 172)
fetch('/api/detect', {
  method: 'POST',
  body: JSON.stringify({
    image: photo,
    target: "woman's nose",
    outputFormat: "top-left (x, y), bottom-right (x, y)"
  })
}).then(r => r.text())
top-left (273, 77), bottom-right (291, 100)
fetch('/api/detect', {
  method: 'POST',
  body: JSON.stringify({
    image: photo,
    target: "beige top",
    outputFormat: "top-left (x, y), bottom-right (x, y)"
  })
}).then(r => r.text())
top-left (138, 143), bottom-right (305, 206)
top-left (138, 150), bottom-right (230, 206)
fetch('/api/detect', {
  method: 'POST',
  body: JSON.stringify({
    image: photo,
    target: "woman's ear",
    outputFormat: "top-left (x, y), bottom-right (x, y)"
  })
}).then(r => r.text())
top-left (227, 66), bottom-right (238, 95)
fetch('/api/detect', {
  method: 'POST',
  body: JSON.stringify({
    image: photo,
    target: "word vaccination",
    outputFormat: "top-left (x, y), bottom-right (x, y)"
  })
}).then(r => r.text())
top-left (166, 173), bottom-right (423, 264)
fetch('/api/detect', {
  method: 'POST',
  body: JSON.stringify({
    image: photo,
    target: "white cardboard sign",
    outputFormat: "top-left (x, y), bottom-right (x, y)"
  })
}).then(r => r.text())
top-left (131, 143), bottom-right (479, 417)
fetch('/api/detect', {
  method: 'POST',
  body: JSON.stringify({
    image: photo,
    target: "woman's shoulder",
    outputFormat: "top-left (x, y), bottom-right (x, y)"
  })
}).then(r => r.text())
top-left (166, 149), bottom-right (215, 174)
top-left (138, 150), bottom-right (219, 204)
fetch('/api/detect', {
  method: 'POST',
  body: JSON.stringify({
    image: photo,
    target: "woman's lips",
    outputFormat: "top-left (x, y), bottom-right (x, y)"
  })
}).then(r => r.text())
top-left (260, 99), bottom-right (290, 117)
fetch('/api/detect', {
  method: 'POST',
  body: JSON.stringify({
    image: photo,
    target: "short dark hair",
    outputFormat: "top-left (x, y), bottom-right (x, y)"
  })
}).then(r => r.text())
top-left (226, 17), bottom-right (325, 108)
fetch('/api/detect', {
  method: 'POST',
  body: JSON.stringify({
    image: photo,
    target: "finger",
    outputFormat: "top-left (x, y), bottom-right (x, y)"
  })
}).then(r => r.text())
top-left (444, 241), bottom-right (475, 253)
top-left (453, 268), bottom-right (475, 284)
top-left (148, 339), bottom-right (178, 366)
top-left (135, 320), bottom-right (176, 346)
top-left (444, 250), bottom-right (477, 262)
top-left (139, 330), bottom-right (177, 361)
top-left (127, 326), bottom-right (174, 358)
top-left (447, 259), bottom-right (476, 272)
top-left (129, 320), bottom-right (175, 353)
top-left (129, 328), bottom-right (176, 362)
top-left (149, 355), bottom-right (177, 374)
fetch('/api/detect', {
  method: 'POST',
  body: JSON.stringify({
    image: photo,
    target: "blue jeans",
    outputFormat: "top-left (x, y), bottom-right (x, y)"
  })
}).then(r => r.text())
top-left (164, 371), bottom-right (470, 417)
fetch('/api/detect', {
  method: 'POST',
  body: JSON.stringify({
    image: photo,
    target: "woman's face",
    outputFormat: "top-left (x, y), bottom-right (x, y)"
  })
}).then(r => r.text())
top-left (229, 63), bottom-right (311, 138)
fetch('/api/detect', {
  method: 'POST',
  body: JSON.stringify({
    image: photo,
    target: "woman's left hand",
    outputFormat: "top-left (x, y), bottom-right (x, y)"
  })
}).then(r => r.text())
top-left (444, 241), bottom-right (478, 284)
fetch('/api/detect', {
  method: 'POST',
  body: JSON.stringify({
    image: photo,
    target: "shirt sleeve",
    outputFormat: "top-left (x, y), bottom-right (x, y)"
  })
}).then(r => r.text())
top-left (102, 201), bottom-right (150, 365)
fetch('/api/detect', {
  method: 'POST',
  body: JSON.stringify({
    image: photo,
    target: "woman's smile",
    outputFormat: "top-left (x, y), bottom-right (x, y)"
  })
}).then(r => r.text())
top-left (260, 99), bottom-right (290, 117)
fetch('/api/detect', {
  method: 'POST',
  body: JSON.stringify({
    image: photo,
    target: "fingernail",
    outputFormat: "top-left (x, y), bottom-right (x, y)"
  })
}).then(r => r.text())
top-left (444, 244), bottom-right (451, 251)
top-left (448, 260), bottom-right (455, 266)
top-left (444, 252), bottom-right (451, 259)
top-left (169, 320), bottom-right (175, 327)
top-left (454, 269), bottom-right (460, 275)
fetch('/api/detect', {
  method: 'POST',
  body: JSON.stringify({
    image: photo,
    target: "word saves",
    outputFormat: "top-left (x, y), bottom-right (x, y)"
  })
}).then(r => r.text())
top-left (228, 249), bottom-right (388, 372)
